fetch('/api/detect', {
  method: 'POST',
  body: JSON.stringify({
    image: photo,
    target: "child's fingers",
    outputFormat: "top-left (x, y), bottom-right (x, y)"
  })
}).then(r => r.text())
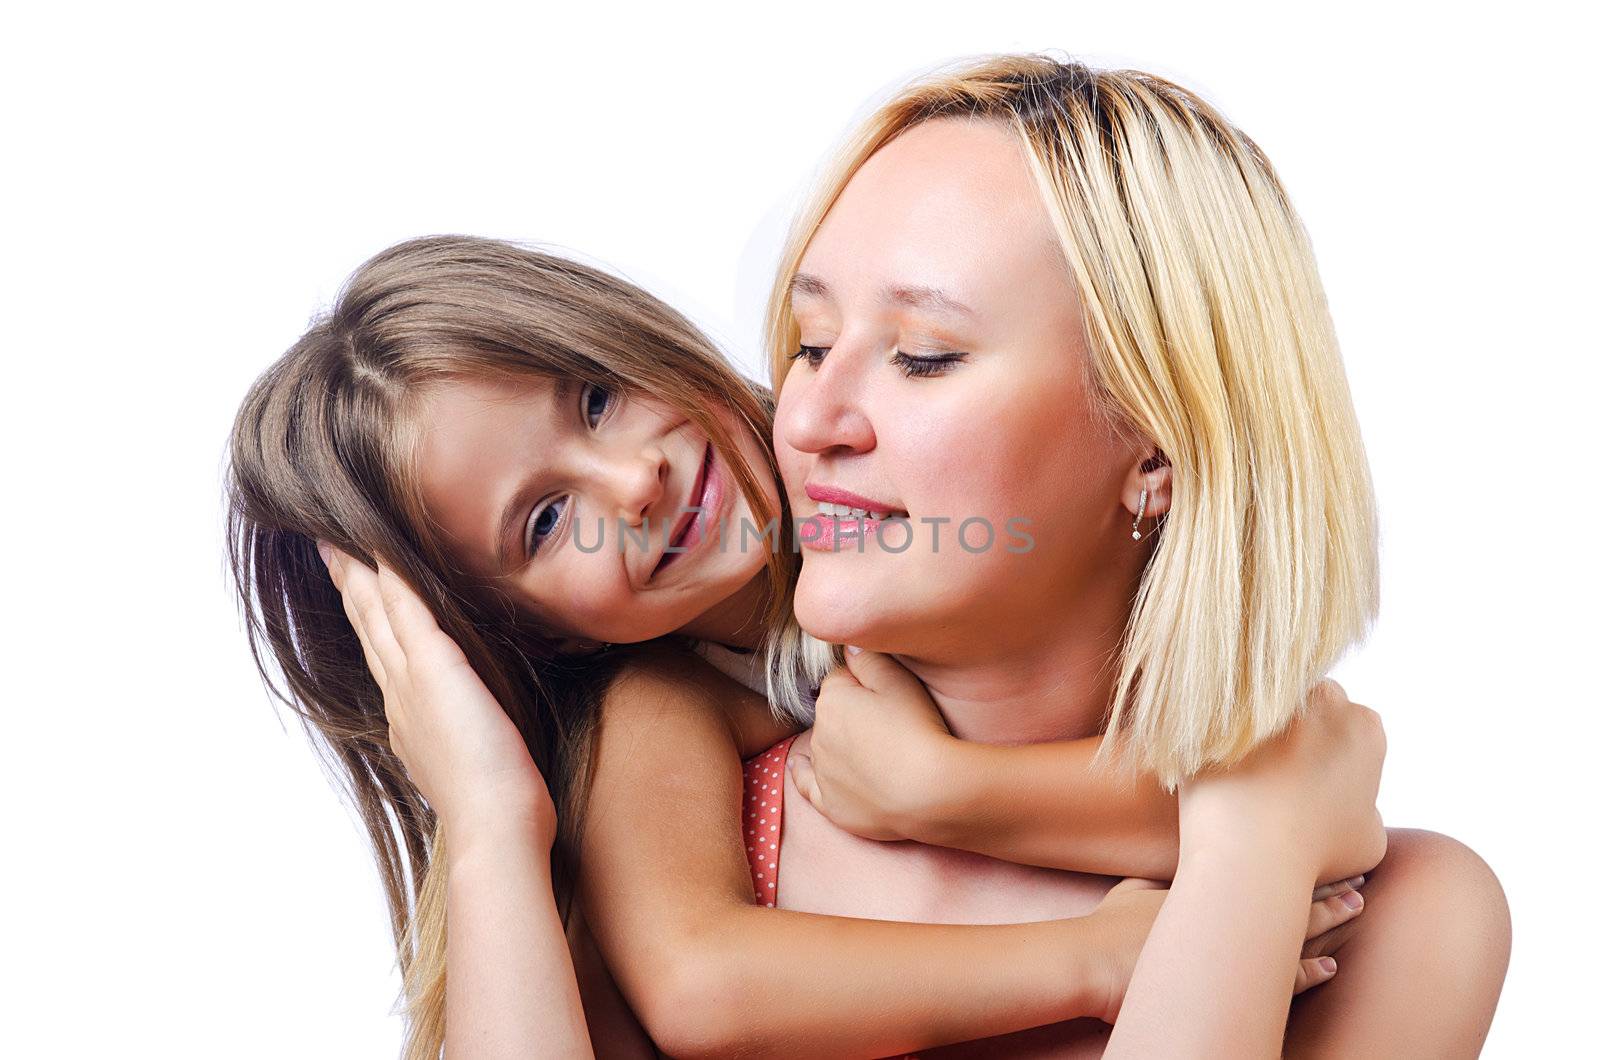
top-left (1293, 956), bottom-right (1338, 994)
top-left (1106, 876), bottom-right (1165, 896)
top-left (374, 562), bottom-right (443, 653)
top-left (787, 750), bottom-right (820, 809)
top-left (319, 544), bottom-right (388, 687)
top-left (1301, 919), bottom-right (1359, 962)
top-left (1311, 875), bottom-right (1365, 902)
top-left (841, 645), bottom-right (917, 694)
top-left (1305, 885), bottom-right (1364, 940)
top-left (818, 665), bottom-right (861, 698)
top-left (325, 547), bottom-right (403, 686)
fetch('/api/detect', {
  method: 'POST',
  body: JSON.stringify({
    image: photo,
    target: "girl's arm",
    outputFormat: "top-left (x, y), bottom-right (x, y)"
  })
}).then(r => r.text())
top-left (789, 648), bottom-right (1180, 879)
top-left (323, 551), bottom-right (1344, 1057)
top-left (320, 547), bottom-right (593, 1058)
top-left (579, 649), bottom-right (1352, 1058)
top-left (579, 647), bottom-right (1142, 1058)
top-left (446, 814), bottom-right (593, 1059)
top-left (1104, 684), bottom-right (1389, 1058)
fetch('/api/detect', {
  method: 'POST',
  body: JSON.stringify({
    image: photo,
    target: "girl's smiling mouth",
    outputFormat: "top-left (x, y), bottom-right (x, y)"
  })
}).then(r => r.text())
top-left (652, 441), bottom-right (720, 578)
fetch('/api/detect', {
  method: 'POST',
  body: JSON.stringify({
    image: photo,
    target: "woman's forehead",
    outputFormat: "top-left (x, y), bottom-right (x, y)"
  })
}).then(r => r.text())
top-left (797, 120), bottom-right (1061, 312)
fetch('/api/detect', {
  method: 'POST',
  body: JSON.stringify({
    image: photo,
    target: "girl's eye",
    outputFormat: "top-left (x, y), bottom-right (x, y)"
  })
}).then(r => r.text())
top-left (582, 383), bottom-right (613, 428)
top-left (890, 350), bottom-right (969, 378)
top-left (526, 495), bottom-right (569, 557)
top-left (790, 345), bottom-right (829, 368)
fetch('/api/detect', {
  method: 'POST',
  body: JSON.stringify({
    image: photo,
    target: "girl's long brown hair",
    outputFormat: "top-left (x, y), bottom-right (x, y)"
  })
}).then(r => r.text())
top-left (225, 235), bottom-right (796, 1058)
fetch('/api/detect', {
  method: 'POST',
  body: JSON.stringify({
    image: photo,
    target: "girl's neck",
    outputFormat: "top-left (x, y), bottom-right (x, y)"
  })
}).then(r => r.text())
top-left (675, 571), bottom-right (773, 651)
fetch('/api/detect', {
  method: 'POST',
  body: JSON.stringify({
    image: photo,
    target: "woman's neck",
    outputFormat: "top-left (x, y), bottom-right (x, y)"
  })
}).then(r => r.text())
top-left (895, 581), bottom-right (1138, 746)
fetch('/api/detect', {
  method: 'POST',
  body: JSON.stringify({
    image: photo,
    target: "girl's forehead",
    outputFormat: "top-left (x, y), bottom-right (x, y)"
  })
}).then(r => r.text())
top-left (408, 373), bottom-right (570, 574)
top-left (413, 372), bottom-right (559, 426)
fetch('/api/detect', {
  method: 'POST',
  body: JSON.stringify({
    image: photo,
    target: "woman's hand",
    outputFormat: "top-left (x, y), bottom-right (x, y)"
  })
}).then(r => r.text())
top-left (1083, 874), bottom-right (1369, 1025)
top-left (318, 542), bottom-right (557, 846)
top-left (786, 647), bottom-right (959, 842)
top-left (1179, 679), bottom-right (1387, 886)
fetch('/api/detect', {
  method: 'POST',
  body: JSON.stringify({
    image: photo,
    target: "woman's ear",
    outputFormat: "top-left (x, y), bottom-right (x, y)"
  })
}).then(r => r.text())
top-left (1120, 448), bottom-right (1173, 526)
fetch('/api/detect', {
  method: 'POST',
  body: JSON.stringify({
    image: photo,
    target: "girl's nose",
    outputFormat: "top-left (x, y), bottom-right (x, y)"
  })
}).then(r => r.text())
top-left (601, 445), bottom-right (668, 526)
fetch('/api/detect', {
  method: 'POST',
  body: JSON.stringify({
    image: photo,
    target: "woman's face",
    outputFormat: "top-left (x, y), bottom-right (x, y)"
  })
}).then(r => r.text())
top-left (775, 118), bottom-right (1148, 659)
top-left (411, 372), bottom-right (777, 644)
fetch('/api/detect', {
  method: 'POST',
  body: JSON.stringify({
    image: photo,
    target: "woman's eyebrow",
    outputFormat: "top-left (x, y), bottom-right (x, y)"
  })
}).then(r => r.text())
top-left (790, 272), bottom-right (831, 300)
top-left (493, 377), bottom-right (575, 574)
top-left (885, 283), bottom-right (975, 319)
top-left (790, 272), bottom-right (975, 318)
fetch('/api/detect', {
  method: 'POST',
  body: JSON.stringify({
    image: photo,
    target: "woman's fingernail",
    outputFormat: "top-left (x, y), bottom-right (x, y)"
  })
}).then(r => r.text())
top-left (1318, 957), bottom-right (1337, 974)
top-left (845, 645), bottom-right (862, 655)
top-left (1349, 875), bottom-right (1365, 889)
top-left (1339, 889), bottom-right (1364, 911)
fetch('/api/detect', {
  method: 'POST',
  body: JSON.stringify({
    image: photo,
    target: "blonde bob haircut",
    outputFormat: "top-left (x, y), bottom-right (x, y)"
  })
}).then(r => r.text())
top-left (765, 54), bottom-right (1380, 788)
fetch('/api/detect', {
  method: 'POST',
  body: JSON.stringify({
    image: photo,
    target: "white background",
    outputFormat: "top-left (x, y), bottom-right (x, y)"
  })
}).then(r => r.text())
top-left (5, 2), bottom-right (1593, 1056)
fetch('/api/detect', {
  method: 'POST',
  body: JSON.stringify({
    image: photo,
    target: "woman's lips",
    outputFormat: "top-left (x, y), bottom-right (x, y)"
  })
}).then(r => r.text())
top-left (804, 483), bottom-right (898, 512)
top-left (802, 515), bottom-right (882, 551)
top-left (799, 482), bottom-right (907, 552)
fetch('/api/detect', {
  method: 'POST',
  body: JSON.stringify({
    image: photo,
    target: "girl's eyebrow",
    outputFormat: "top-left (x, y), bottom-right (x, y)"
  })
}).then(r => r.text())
top-left (493, 377), bottom-right (576, 574)
top-left (790, 271), bottom-right (976, 319)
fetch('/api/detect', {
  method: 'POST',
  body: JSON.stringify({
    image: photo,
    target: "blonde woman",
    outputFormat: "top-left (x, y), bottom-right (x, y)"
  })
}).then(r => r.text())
top-left (744, 53), bottom-right (1508, 1054)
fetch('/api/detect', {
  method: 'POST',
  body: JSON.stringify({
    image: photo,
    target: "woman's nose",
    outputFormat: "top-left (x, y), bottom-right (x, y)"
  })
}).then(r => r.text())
top-left (777, 352), bottom-right (876, 456)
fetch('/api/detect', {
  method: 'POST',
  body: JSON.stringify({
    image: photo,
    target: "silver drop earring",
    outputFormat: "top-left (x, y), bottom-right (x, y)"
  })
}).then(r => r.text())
top-left (1132, 486), bottom-right (1149, 541)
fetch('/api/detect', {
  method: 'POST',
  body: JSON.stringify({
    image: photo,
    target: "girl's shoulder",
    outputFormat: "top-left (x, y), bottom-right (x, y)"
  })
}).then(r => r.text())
top-left (603, 639), bottom-right (802, 758)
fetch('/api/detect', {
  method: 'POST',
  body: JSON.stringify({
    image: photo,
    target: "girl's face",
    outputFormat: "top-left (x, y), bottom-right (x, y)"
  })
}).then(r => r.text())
top-left (412, 372), bottom-right (777, 644)
top-left (775, 118), bottom-right (1151, 660)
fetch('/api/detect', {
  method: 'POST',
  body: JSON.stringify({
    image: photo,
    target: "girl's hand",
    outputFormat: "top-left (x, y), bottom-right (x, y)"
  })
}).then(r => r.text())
top-left (1083, 874), bottom-right (1369, 1024)
top-left (787, 647), bottom-right (958, 842)
top-left (318, 542), bottom-right (557, 847)
top-left (1179, 680), bottom-right (1387, 886)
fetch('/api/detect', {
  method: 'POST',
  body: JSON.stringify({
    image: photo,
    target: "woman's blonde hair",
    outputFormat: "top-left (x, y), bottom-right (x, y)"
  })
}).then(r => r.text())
top-left (226, 235), bottom-right (798, 1058)
top-left (765, 54), bottom-right (1380, 787)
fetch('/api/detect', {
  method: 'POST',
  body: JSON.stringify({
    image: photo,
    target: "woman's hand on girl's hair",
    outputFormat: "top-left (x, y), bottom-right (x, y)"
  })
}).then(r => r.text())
top-left (787, 647), bottom-right (959, 842)
top-left (316, 542), bottom-right (557, 847)
top-left (1178, 679), bottom-right (1388, 886)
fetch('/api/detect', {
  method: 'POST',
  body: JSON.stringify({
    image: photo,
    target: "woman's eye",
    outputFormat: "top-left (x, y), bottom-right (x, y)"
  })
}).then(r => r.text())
top-left (526, 495), bottom-right (569, 556)
top-left (790, 345), bottom-right (829, 368)
top-left (890, 350), bottom-right (969, 378)
top-left (582, 383), bottom-right (613, 428)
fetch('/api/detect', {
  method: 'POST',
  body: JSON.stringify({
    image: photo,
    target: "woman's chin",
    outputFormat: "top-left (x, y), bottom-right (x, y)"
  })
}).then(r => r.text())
top-left (793, 583), bottom-right (892, 649)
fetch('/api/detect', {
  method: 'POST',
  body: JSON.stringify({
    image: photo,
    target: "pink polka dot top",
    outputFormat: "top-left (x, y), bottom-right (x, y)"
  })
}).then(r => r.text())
top-left (740, 734), bottom-right (797, 908)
